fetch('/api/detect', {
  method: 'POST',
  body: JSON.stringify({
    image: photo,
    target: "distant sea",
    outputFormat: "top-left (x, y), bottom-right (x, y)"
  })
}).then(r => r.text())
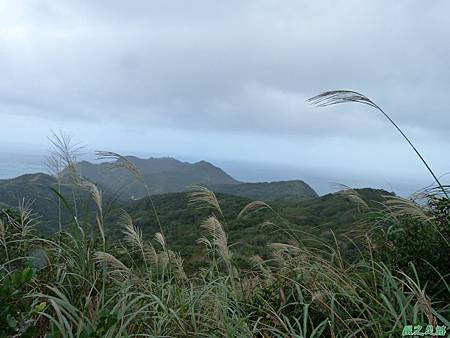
top-left (0, 152), bottom-right (47, 179)
top-left (0, 151), bottom-right (427, 196)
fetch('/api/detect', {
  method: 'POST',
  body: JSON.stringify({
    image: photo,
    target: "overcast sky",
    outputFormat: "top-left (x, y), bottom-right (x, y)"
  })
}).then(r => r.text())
top-left (0, 1), bottom-right (449, 194)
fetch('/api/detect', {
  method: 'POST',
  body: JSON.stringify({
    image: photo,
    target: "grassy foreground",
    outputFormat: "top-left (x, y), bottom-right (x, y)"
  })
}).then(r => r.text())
top-left (0, 170), bottom-right (449, 337)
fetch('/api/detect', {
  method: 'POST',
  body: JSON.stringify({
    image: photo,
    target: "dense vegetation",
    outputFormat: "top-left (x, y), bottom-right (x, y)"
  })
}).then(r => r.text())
top-left (0, 171), bottom-right (390, 269)
top-left (1, 154), bottom-right (448, 337)
top-left (209, 180), bottom-right (318, 202)
top-left (119, 188), bottom-right (392, 271)
top-left (0, 167), bottom-right (318, 236)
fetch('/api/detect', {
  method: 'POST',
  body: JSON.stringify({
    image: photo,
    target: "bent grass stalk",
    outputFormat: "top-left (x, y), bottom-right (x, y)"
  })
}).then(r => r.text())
top-left (307, 90), bottom-right (449, 199)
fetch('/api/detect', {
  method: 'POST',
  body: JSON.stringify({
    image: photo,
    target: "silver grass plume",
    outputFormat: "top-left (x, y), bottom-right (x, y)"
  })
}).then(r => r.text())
top-left (121, 211), bottom-right (143, 249)
top-left (154, 232), bottom-right (166, 250)
top-left (308, 90), bottom-right (448, 198)
top-left (120, 211), bottom-right (158, 265)
top-left (382, 194), bottom-right (450, 247)
top-left (96, 151), bottom-right (166, 244)
top-left (171, 252), bottom-right (187, 280)
top-left (95, 151), bottom-right (145, 183)
top-left (93, 251), bottom-right (129, 273)
top-left (269, 243), bottom-right (300, 260)
top-left (47, 129), bottom-right (84, 182)
top-left (333, 183), bottom-right (369, 211)
top-left (157, 250), bottom-right (186, 279)
top-left (14, 199), bottom-right (38, 238)
top-left (189, 185), bottom-right (223, 217)
top-left (237, 200), bottom-right (273, 220)
top-left (45, 151), bottom-right (64, 181)
top-left (199, 215), bottom-right (231, 262)
top-left (383, 195), bottom-right (432, 224)
top-left (80, 180), bottom-right (104, 245)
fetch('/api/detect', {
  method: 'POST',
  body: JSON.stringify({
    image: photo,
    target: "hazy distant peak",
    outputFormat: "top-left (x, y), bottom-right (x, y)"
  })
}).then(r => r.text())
top-left (193, 160), bottom-right (216, 167)
top-left (74, 156), bottom-right (240, 199)
top-left (0, 172), bottom-right (54, 183)
top-left (124, 156), bottom-right (179, 162)
top-left (78, 160), bottom-right (95, 166)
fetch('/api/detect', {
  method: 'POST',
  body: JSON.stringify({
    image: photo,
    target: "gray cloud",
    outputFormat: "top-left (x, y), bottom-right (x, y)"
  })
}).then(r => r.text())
top-left (0, 0), bottom-right (449, 193)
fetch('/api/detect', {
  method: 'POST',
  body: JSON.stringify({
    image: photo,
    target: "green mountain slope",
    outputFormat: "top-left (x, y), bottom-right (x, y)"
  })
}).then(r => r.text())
top-left (0, 173), bottom-right (94, 235)
top-left (0, 157), bottom-right (388, 264)
top-left (0, 164), bottom-right (318, 237)
top-left (0, 169), bottom-right (392, 269)
top-left (115, 188), bottom-right (391, 270)
top-left (77, 157), bottom-right (240, 199)
top-left (210, 180), bottom-right (318, 202)
top-left (76, 156), bottom-right (319, 202)
top-left (0, 173), bottom-right (61, 219)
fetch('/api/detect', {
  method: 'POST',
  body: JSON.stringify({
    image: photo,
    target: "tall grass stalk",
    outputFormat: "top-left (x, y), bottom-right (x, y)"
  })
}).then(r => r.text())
top-left (308, 90), bottom-right (449, 198)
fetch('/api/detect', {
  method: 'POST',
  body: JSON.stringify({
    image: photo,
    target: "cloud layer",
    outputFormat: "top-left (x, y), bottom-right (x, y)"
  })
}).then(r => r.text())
top-left (0, 1), bottom-right (448, 192)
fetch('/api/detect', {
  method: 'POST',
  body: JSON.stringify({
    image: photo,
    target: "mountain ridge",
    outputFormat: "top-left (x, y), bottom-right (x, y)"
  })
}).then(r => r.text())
top-left (0, 168), bottom-right (393, 247)
top-left (0, 157), bottom-right (319, 233)
top-left (76, 157), bottom-right (241, 199)
top-left (209, 180), bottom-right (318, 202)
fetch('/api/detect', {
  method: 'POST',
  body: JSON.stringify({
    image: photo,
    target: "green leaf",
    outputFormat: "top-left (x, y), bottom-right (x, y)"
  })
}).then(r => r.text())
top-left (34, 301), bottom-right (47, 313)
top-left (11, 271), bottom-right (22, 287)
top-left (6, 314), bottom-right (17, 329)
top-left (21, 267), bottom-right (34, 282)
